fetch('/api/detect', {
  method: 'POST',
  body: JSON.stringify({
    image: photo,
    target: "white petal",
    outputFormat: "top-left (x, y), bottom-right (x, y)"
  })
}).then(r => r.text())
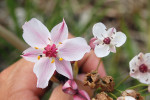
top-left (58, 37), bottom-right (90, 61)
top-left (51, 19), bottom-right (68, 44)
top-left (21, 47), bottom-right (43, 62)
top-left (111, 32), bottom-right (127, 47)
top-left (92, 22), bottom-right (107, 39)
top-left (132, 72), bottom-right (150, 84)
top-left (55, 59), bottom-right (73, 79)
top-left (107, 27), bottom-right (116, 37)
top-left (22, 18), bottom-right (50, 48)
top-left (117, 96), bottom-right (136, 100)
top-left (129, 53), bottom-right (144, 74)
top-left (33, 57), bottom-right (56, 88)
top-left (144, 53), bottom-right (150, 67)
top-left (94, 44), bottom-right (110, 57)
top-left (109, 45), bottom-right (116, 53)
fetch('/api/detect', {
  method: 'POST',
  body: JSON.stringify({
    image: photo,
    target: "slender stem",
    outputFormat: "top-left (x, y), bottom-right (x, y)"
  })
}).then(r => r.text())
top-left (128, 84), bottom-right (148, 89)
top-left (115, 75), bottom-right (130, 89)
top-left (0, 24), bottom-right (28, 51)
top-left (115, 89), bottom-right (122, 94)
top-left (96, 59), bottom-right (102, 71)
top-left (139, 88), bottom-right (148, 93)
top-left (109, 93), bottom-right (117, 99)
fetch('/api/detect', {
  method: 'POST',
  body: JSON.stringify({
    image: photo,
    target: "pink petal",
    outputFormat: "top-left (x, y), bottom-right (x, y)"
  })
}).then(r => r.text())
top-left (22, 18), bottom-right (50, 48)
top-left (111, 32), bottom-right (126, 47)
top-left (73, 90), bottom-right (90, 100)
top-left (92, 22), bottom-right (107, 39)
top-left (89, 37), bottom-right (97, 49)
top-left (51, 19), bottom-right (68, 44)
top-left (55, 59), bottom-right (73, 79)
top-left (21, 47), bottom-right (43, 62)
top-left (58, 37), bottom-right (90, 61)
top-left (94, 44), bottom-right (110, 57)
top-left (62, 80), bottom-right (78, 95)
top-left (33, 57), bottom-right (56, 88)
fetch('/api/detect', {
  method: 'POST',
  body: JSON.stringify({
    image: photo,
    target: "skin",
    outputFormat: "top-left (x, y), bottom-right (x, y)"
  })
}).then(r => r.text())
top-left (0, 34), bottom-right (106, 100)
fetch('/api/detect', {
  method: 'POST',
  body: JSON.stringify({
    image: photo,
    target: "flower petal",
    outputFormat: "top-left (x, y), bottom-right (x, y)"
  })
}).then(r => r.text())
top-left (58, 37), bottom-right (90, 61)
top-left (62, 80), bottom-right (78, 95)
top-left (21, 47), bottom-right (43, 62)
top-left (144, 53), bottom-right (150, 67)
top-left (23, 18), bottom-right (50, 48)
top-left (111, 32), bottom-right (127, 47)
top-left (89, 37), bottom-right (97, 49)
top-left (33, 57), bottom-right (56, 88)
top-left (94, 44), bottom-right (110, 57)
top-left (109, 45), bottom-right (116, 53)
top-left (51, 19), bottom-right (68, 44)
top-left (92, 22), bottom-right (107, 39)
top-left (107, 27), bottom-right (116, 37)
top-left (117, 96), bottom-right (136, 100)
top-left (73, 90), bottom-right (90, 100)
top-left (55, 59), bottom-right (73, 79)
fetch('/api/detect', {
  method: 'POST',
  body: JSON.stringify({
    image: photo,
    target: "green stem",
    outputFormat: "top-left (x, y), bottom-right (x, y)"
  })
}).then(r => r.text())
top-left (115, 75), bottom-right (130, 89)
top-left (139, 88), bottom-right (148, 93)
top-left (128, 84), bottom-right (148, 89)
top-left (115, 89), bottom-right (122, 94)
top-left (109, 93), bottom-right (117, 99)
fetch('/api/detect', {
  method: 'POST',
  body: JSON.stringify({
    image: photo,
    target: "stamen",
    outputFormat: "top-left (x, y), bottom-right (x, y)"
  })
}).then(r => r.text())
top-left (59, 42), bottom-right (62, 44)
top-left (37, 56), bottom-right (40, 60)
top-left (59, 58), bottom-right (63, 61)
top-left (34, 47), bottom-right (39, 49)
top-left (51, 59), bottom-right (55, 63)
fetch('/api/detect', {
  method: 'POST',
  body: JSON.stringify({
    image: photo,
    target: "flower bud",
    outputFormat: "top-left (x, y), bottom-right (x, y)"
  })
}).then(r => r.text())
top-left (62, 79), bottom-right (78, 95)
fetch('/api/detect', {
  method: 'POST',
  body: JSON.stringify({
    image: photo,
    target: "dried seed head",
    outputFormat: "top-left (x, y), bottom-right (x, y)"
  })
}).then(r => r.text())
top-left (100, 76), bottom-right (115, 92)
top-left (122, 89), bottom-right (144, 100)
top-left (84, 71), bottom-right (100, 88)
top-left (92, 92), bottom-right (113, 100)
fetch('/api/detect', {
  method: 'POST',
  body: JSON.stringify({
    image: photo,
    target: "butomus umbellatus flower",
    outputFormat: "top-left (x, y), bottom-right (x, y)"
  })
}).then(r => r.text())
top-left (129, 52), bottom-right (150, 84)
top-left (90, 22), bottom-right (126, 57)
top-left (21, 18), bottom-right (90, 88)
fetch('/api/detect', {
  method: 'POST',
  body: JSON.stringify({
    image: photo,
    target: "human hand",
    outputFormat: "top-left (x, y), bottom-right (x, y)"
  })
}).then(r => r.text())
top-left (0, 35), bottom-right (106, 100)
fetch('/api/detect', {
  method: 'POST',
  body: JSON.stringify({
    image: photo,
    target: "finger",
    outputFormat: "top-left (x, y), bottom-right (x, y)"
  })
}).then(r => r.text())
top-left (0, 59), bottom-right (52, 100)
top-left (78, 50), bottom-right (106, 77)
top-left (69, 34), bottom-right (106, 77)
top-left (49, 80), bottom-right (93, 100)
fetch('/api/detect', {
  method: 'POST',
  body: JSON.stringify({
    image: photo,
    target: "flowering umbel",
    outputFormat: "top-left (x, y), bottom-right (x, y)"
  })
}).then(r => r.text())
top-left (129, 52), bottom-right (150, 84)
top-left (90, 22), bottom-right (126, 57)
top-left (21, 18), bottom-right (90, 88)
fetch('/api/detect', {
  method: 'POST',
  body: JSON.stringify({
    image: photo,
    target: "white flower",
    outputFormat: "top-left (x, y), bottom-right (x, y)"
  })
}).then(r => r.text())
top-left (129, 52), bottom-right (150, 84)
top-left (91, 22), bottom-right (126, 57)
top-left (117, 96), bottom-right (136, 100)
top-left (21, 18), bottom-right (90, 88)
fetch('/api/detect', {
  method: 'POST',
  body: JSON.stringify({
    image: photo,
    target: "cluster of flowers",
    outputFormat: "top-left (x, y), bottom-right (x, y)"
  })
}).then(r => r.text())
top-left (21, 18), bottom-right (150, 100)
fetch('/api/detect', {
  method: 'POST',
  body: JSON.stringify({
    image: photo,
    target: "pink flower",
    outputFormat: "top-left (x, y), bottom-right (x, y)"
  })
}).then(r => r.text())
top-left (117, 96), bottom-right (136, 100)
top-left (21, 18), bottom-right (90, 88)
top-left (91, 22), bottom-right (126, 57)
top-left (62, 79), bottom-right (90, 100)
top-left (62, 80), bottom-right (78, 95)
top-left (73, 90), bottom-right (90, 100)
top-left (129, 52), bottom-right (150, 84)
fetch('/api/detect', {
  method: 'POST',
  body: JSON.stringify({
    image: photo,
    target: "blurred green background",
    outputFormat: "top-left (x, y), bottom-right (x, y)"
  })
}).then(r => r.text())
top-left (0, 0), bottom-right (150, 99)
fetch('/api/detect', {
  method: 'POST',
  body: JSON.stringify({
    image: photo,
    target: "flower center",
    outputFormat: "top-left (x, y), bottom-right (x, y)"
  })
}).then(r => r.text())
top-left (139, 64), bottom-right (148, 73)
top-left (103, 37), bottom-right (111, 44)
top-left (43, 44), bottom-right (58, 58)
